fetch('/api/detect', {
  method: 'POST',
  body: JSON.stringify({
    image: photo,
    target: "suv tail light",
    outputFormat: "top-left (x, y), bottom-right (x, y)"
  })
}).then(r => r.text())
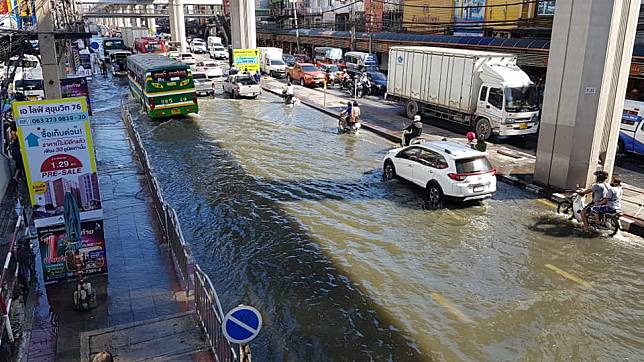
top-left (448, 173), bottom-right (467, 181)
top-left (448, 169), bottom-right (496, 181)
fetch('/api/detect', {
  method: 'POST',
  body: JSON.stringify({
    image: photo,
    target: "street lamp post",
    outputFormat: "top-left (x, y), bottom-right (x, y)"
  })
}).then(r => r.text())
top-left (290, 0), bottom-right (300, 53)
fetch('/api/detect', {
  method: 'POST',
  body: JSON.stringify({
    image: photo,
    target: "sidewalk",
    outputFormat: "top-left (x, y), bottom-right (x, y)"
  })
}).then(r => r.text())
top-left (23, 93), bottom-right (192, 361)
top-left (262, 78), bottom-right (644, 236)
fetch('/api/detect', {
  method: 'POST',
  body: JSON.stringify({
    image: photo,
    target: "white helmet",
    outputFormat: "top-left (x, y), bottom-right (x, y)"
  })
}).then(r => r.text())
top-left (414, 115), bottom-right (421, 122)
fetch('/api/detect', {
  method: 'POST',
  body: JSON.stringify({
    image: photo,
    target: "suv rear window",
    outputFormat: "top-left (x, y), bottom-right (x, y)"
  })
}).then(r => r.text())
top-left (455, 157), bottom-right (493, 174)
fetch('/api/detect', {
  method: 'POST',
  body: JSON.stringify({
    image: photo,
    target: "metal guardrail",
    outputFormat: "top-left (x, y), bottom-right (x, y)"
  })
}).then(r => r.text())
top-left (0, 207), bottom-right (28, 351)
top-left (121, 102), bottom-right (241, 360)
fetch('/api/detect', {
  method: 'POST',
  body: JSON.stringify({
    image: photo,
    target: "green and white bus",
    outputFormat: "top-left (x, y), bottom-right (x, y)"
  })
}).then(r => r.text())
top-left (127, 54), bottom-right (198, 118)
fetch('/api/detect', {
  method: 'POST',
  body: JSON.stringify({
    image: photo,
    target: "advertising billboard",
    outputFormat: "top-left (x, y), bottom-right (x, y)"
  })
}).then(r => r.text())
top-left (454, 0), bottom-right (486, 36)
top-left (232, 48), bottom-right (260, 73)
top-left (61, 77), bottom-right (92, 115)
top-left (0, 0), bottom-right (11, 14)
top-left (402, 0), bottom-right (453, 34)
top-left (13, 97), bottom-right (102, 228)
top-left (37, 219), bottom-right (107, 283)
top-left (364, 0), bottom-right (384, 33)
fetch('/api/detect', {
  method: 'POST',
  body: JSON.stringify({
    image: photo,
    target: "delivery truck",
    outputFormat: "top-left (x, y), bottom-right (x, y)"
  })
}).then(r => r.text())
top-left (121, 27), bottom-right (149, 51)
top-left (259, 47), bottom-right (286, 78)
top-left (387, 46), bottom-right (540, 139)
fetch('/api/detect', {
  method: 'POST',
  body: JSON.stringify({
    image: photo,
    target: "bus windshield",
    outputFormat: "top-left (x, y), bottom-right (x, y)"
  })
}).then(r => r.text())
top-left (104, 39), bottom-right (124, 50)
top-left (146, 43), bottom-right (163, 52)
top-left (14, 80), bottom-right (43, 90)
top-left (150, 69), bottom-right (189, 82)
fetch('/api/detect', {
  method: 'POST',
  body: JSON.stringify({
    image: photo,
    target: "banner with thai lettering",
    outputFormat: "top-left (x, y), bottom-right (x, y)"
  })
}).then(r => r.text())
top-left (37, 219), bottom-right (107, 283)
top-left (13, 97), bottom-right (102, 227)
top-left (232, 49), bottom-right (260, 73)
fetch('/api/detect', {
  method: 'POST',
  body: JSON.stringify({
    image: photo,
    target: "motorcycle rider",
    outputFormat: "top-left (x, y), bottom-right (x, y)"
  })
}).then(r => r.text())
top-left (577, 170), bottom-right (609, 232)
top-left (282, 81), bottom-right (294, 104)
top-left (339, 101), bottom-right (352, 130)
top-left (359, 71), bottom-right (370, 96)
top-left (403, 115), bottom-right (423, 146)
top-left (587, 175), bottom-right (623, 228)
top-left (350, 101), bottom-right (361, 126)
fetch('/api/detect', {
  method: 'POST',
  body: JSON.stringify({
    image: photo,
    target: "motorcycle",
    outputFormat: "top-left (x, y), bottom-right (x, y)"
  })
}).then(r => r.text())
top-left (282, 91), bottom-right (296, 105)
top-left (338, 113), bottom-right (361, 134)
top-left (557, 190), bottom-right (621, 236)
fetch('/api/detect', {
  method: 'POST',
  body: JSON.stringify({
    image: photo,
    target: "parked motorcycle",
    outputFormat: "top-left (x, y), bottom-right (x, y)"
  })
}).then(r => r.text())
top-left (557, 191), bottom-right (621, 236)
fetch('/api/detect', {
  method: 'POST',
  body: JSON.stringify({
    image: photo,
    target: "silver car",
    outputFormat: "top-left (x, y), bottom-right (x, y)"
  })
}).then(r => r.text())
top-left (192, 72), bottom-right (212, 96)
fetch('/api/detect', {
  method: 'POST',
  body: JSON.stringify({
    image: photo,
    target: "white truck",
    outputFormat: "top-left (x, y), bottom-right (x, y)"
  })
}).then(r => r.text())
top-left (259, 47), bottom-right (286, 78)
top-left (121, 27), bottom-right (149, 51)
top-left (387, 46), bottom-right (540, 139)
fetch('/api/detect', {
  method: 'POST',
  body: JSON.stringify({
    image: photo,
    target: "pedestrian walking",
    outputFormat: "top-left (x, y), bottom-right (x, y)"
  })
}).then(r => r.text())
top-left (253, 71), bottom-right (260, 84)
top-left (100, 60), bottom-right (108, 78)
top-left (475, 135), bottom-right (487, 152)
top-left (9, 126), bottom-right (23, 181)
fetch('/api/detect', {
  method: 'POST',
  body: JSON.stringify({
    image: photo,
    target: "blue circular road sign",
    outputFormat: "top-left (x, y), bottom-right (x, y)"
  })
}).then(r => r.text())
top-left (222, 305), bottom-right (262, 344)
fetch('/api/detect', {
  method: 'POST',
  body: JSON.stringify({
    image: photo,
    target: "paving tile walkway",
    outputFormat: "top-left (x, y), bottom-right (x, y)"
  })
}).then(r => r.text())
top-left (24, 85), bottom-right (193, 361)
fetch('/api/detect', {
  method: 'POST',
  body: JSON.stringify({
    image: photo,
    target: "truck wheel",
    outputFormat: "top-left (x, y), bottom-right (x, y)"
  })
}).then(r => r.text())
top-left (406, 101), bottom-right (419, 119)
top-left (475, 118), bottom-right (493, 140)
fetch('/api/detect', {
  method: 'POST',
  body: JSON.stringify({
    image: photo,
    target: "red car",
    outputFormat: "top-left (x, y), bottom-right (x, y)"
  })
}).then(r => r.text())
top-left (286, 63), bottom-right (326, 87)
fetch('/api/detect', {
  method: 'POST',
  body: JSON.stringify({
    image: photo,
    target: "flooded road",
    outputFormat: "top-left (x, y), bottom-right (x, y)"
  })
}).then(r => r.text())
top-left (119, 86), bottom-right (644, 360)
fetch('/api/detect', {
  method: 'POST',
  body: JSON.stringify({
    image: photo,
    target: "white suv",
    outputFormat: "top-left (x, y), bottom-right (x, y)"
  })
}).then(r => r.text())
top-left (383, 140), bottom-right (496, 208)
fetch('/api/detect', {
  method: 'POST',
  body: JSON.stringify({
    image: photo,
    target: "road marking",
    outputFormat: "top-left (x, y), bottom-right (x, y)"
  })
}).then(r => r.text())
top-left (544, 264), bottom-right (592, 288)
top-left (537, 199), bottom-right (557, 208)
top-left (430, 292), bottom-right (472, 323)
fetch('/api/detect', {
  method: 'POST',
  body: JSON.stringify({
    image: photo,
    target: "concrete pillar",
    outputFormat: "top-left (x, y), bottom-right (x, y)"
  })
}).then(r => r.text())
top-left (169, 0), bottom-right (178, 41)
top-left (35, 0), bottom-right (61, 98)
top-left (230, 0), bottom-right (256, 49)
top-left (174, 0), bottom-right (187, 52)
top-left (148, 5), bottom-right (157, 35)
top-left (534, 0), bottom-right (639, 189)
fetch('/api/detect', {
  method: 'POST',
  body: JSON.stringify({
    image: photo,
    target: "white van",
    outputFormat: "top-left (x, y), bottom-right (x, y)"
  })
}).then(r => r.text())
top-left (344, 51), bottom-right (378, 76)
top-left (259, 47), bottom-right (286, 78)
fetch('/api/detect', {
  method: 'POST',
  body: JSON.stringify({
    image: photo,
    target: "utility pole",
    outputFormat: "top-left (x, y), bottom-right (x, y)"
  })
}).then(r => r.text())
top-left (350, 0), bottom-right (355, 51)
top-left (291, 0), bottom-right (300, 53)
top-left (36, 0), bottom-right (62, 99)
top-left (368, 0), bottom-right (374, 53)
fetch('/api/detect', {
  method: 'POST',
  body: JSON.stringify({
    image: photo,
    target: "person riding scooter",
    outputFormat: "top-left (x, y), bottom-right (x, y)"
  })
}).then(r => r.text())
top-left (339, 101), bottom-right (353, 130)
top-left (402, 115), bottom-right (423, 146)
top-left (585, 174), bottom-right (623, 230)
top-left (282, 81), bottom-right (294, 104)
top-left (577, 170), bottom-right (609, 232)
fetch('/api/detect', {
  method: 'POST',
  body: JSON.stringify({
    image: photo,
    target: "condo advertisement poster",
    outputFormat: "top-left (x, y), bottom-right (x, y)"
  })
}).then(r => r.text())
top-left (37, 220), bottom-right (107, 283)
top-left (13, 97), bottom-right (103, 227)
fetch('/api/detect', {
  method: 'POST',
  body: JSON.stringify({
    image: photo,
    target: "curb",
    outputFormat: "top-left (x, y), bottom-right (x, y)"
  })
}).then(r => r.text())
top-left (261, 84), bottom-right (644, 238)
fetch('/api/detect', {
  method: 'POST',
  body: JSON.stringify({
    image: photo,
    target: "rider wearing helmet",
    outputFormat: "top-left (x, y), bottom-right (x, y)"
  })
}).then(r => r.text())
top-left (577, 170), bottom-right (609, 232)
top-left (403, 115), bottom-right (423, 146)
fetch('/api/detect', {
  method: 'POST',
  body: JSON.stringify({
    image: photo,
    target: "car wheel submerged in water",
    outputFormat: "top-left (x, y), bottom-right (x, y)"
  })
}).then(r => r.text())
top-left (425, 182), bottom-right (444, 209)
top-left (383, 160), bottom-right (396, 181)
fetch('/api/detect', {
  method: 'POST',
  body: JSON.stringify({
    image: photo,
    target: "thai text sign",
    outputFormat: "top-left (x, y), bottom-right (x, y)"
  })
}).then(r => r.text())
top-left (37, 219), bottom-right (107, 283)
top-left (233, 49), bottom-right (260, 72)
top-left (13, 97), bottom-right (102, 227)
